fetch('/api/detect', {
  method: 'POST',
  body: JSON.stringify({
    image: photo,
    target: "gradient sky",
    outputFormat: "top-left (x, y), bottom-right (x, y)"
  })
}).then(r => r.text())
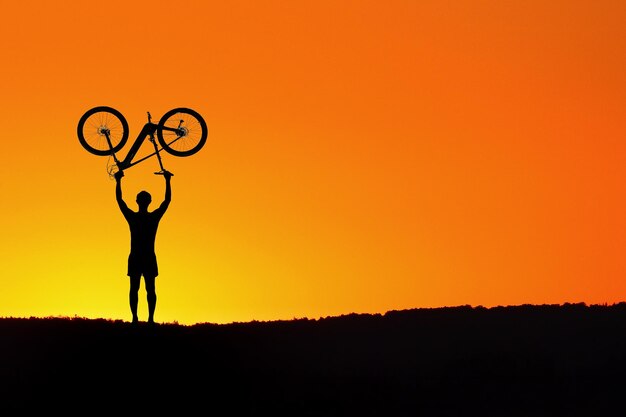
top-left (0, 0), bottom-right (624, 325)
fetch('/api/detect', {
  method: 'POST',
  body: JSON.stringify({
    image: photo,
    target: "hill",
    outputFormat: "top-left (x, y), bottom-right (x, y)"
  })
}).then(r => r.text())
top-left (2, 303), bottom-right (626, 415)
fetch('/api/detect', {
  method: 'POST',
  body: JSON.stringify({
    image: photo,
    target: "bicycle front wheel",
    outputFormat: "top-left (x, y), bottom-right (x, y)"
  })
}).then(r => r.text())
top-left (157, 108), bottom-right (208, 157)
top-left (77, 106), bottom-right (129, 156)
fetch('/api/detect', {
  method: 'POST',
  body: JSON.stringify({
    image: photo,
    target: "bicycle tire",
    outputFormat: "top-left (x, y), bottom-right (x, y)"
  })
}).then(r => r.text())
top-left (157, 108), bottom-right (208, 157)
top-left (77, 106), bottom-right (129, 156)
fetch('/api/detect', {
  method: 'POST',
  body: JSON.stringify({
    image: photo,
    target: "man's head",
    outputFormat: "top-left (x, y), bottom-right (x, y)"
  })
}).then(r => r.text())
top-left (136, 191), bottom-right (152, 210)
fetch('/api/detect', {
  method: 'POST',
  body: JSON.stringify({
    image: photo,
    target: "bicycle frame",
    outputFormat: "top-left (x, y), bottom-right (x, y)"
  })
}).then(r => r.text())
top-left (104, 112), bottom-right (183, 173)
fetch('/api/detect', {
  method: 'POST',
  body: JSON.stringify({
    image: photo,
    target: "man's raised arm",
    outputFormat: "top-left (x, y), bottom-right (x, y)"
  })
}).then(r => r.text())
top-left (159, 171), bottom-right (172, 212)
top-left (114, 170), bottom-right (131, 215)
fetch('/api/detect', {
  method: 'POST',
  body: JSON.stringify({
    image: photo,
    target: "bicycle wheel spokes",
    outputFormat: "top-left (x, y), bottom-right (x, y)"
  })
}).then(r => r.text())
top-left (77, 106), bottom-right (129, 156)
top-left (82, 112), bottom-right (125, 151)
top-left (157, 108), bottom-right (208, 157)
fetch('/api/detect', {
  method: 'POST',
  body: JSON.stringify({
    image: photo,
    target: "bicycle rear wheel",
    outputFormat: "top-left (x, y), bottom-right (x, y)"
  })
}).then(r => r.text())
top-left (77, 106), bottom-right (129, 156)
top-left (157, 108), bottom-right (208, 157)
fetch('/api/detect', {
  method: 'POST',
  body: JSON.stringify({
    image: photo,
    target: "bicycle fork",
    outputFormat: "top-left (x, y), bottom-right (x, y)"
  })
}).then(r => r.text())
top-left (102, 129), bottom-right (122, 167)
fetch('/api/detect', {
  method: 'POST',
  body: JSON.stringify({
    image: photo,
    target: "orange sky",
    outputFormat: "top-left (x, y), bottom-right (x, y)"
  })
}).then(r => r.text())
top-left (0, 0), bottom-right (625, 325)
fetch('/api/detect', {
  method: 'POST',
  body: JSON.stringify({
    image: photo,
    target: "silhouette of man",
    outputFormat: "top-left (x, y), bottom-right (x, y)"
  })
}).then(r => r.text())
top-left (114, 169), bottom-right (172, 324)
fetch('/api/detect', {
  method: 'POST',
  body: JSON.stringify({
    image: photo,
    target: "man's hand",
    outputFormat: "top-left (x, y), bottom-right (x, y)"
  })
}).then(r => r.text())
top-left (114, 170), bottom-right (125, 181)
top-left (162, 170), bottom-right (174, 180)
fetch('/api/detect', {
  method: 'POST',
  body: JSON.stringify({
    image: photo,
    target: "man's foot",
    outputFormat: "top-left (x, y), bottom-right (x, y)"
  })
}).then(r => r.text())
top-left (132, 316), bottom-right (139, 325)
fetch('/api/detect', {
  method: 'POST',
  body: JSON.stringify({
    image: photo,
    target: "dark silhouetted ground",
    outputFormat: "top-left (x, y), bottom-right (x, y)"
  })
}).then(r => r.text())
top-left (2, 303), bottom-right (626, 415)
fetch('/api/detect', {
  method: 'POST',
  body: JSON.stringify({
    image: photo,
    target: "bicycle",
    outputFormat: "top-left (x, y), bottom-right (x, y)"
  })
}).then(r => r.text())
top-left (77, 106), bottom-right (208, 177)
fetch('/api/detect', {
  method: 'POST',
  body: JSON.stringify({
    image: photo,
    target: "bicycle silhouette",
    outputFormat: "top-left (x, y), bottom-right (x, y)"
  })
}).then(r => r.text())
top-left (77, 106), bottom-right (208, 177)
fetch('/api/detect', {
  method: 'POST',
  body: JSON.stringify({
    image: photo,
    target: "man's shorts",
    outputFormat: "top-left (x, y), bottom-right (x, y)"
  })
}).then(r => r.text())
top-left (127, 252), bottom-right (158, 278)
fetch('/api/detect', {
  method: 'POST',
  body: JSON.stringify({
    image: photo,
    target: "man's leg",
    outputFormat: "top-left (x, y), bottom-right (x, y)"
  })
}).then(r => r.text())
top-left (145, 276), bottom-right (157, 324)
top-left (129, 275), bottom-right (141, 323)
